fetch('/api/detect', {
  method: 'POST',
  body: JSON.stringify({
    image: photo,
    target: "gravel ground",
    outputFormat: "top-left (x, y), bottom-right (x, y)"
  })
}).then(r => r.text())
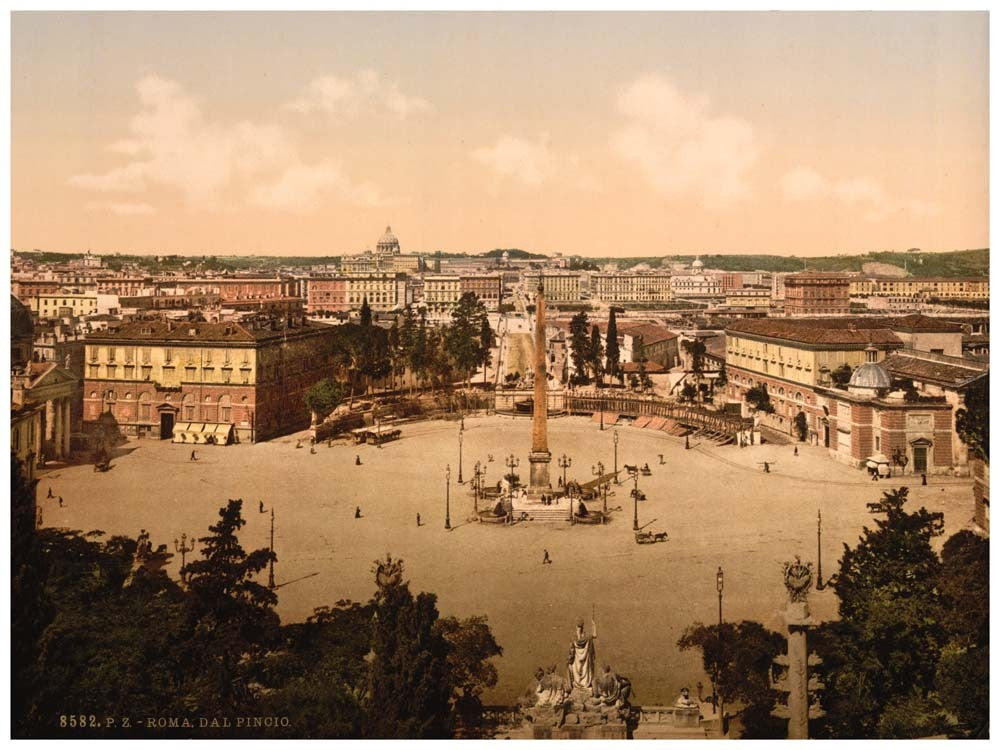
top-left (38, 415), bottom-right (975, 705)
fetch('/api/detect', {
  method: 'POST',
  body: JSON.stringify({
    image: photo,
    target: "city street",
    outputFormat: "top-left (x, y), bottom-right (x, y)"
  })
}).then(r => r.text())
top-left (39, 415), bottom-right (975, 705)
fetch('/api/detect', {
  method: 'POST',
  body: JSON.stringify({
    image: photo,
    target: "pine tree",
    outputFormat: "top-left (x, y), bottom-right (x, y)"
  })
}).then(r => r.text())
top-left (365, 556), bottom-right (452, 738)
top-left (589, 324), bottom-right (604, 386)
top-left (182, 499), bottom-right (279, 715)
top-left (360, 296), bottom-right (372, 327)
top-left (479, 316), bottom-right (495, 385)
top-left (568, 311), bottom-right (591, 386)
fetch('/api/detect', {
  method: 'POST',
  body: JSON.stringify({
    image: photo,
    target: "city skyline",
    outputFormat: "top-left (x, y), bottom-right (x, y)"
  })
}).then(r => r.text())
top-left (12, 11), bottom-right (989, 258)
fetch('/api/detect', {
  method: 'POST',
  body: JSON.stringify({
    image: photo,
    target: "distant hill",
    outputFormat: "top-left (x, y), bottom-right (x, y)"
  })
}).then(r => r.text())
top-left (12, 247), bottom-right (988, 278)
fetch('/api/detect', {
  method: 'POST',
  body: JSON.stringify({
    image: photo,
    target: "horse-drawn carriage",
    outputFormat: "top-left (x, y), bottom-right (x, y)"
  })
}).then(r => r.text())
top-left (634, 530), bottom-right (668, 544)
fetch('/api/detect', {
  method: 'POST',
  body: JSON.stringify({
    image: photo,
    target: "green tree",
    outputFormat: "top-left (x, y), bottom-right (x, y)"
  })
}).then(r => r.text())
top-left (745, 384), bottom-right (774, 414)
top-left (444, 292), bottom-right (489, 388)
top-left (568, 311), bottom-right (591, 386)
top-left (365, 557), bottom-right (453, 738)
top-left (398, 306), bottom-right (417, 392)
top-left (814, 487), bottom-right (947, 738)
top-left (831, 363), bottom-right (853, 388)
top-left (435, 615), bottom-right (504, 737)
top-left (794, 411), bottom-right (808, 441)
top-left (677, 620), bottom-right (785, 738)
top-left (260, 601), bottom-right (374, 738)
top-left (181, 499), bottom-right (280, 716)
top-left (589, 324), bottom-right (604, 386)
top-left (360, 296), bottom-right (372, 327)
top-left (304, 378), bottom-right (346, 423)
top-left (605, 308), bottom-right (621, 380)
top-left (680, 382), bottom-right (697, 402)
top-left (479, 316), bottom-right (495, 386)
top-left (683, 338), bottom-right (707, 375)
top-left (955, 374), bottom-right (988, 461)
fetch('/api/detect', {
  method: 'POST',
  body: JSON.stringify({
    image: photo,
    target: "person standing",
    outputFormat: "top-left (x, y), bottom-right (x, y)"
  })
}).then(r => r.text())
top-left (355, 506), bottom-right (362, 519)
top-left (416, 513), bottom-right (421, 527)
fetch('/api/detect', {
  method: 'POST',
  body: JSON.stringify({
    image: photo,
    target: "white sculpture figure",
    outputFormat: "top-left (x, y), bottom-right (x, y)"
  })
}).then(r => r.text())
top-left (567, 618), bottom-right (597, 691)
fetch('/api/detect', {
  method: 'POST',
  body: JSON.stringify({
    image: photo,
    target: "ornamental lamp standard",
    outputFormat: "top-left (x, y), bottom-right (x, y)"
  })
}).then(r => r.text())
top-left (268, 508), bottom-right (276, 589)
top-left (445, 464), bottom-right (452, 530)
top-left (473, 460), bottom-right (483, 515)
top-left (558, 454), bottom-right (572, 488)
top-left (592, 462), bottom-right (607, 515)
top-left (716, 566), bottom-right (725, 726)
top-left (613, 430), bottom-right (619, 477)
top-left (505, 454), bottom-right (520, 511)
top-left (816, 509), bottom-right (825, 590)
top-left (174, 533), bottom-right (194, 580)
top-left (629, 467), bottom-right (640, 531)
top-left (458, 427), bottom-right (464, 484)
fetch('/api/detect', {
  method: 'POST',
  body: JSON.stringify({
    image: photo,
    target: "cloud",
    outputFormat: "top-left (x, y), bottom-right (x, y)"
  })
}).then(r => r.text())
top-left (781, 166), bottom-right (940, 221)
top-left (611, 75), bottom-right (759, 208)
top-left (472, 136), bottom-right (556, 187)
top-left (85, 201), bottom-right (155, 216)
top-left (69, 74), bottom-right (393, 212)
top-left (248, 161), bottom-right (394, 212)
top-left (286, 70), bottom-right (429, 119)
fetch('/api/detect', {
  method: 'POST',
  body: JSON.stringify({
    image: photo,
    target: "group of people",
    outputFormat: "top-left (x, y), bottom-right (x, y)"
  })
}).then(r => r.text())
top-left (539, 494), bottom-right (558, 506)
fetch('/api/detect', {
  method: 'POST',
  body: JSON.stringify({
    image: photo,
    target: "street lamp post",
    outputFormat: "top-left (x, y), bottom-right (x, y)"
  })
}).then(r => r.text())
top-left (174, 533), bottom-right (194, 579)
top-left (630, 468), bottom-right (639, 531)
top-left (473, 461), bottom-right (483, 516)
top-left (268, 508), bottom-right (276, 589)
top-left (505, 454), bottom-right (519, 522)
top-left (592, 462), bottom-right (607, 515)
top-left (458, 427), bottom-right (464, 484)
top-left (613, 430), bottom-right (619, 478)
top-left (445, 464), bottom-right (452, 530)
top-left (558, 454), bottom-right (572, 488)
top-left (816, 509), bottom-right (824, 590)
top-left (716, 566), bottom-right (725, 730)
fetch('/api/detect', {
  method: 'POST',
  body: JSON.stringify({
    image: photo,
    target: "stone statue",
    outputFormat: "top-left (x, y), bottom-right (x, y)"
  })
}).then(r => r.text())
top-left (595, 665), bottom-right (632, 707)
top-left (373, 553), bottom-right (404, 590)
top-left (567, 618), bottom-right (597, 691)
top-left (783, 555), bottom-right (813, 603)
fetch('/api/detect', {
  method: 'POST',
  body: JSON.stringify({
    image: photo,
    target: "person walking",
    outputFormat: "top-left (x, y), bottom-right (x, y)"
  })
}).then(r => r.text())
top-left (355, 506), bottom-right (362, 519)
top-left (58, 496), bottom-right (64, 507)
top-left (763, 461), bottom-right (770, 473)
top-left (190, 449), bottom-right (197, 461)
top-left (542, 549), bottom-right (552, 565)
top-left (416, 513), bottom-right (421, 527)
top-left (259, 500), bottom-right (265, 514)
top-left (793, 446), bottom-right (798, 457)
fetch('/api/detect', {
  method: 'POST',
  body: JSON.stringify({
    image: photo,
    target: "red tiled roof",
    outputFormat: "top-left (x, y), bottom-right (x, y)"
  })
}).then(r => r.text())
top-left (882, 353), bottom-right (988, 388)
top-left (725, 318), bottom-right (903, 347)
top-left (621, 361), bottom-right (666, 373)
top-left (84, 318), bottom-right (330, 344)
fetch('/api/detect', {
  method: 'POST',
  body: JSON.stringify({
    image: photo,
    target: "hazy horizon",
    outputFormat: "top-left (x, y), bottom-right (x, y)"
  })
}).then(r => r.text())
top-left (12, 12), bottom-right (989, 258)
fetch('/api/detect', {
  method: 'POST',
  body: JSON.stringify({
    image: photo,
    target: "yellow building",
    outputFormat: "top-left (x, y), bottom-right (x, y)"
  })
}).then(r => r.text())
top-left (524, 272), bottom-right (583, 303)
top-left (28, 292), bottom-right (98, 320)
top-left (724, 289), bottom-right (772, 308)
top-left (423, 274), bottom-right (463, 313)
top-left (851, 277), bottom-right (989, 300)
top-left (591, 272), bottom-right (673, 303)
top-left (344, 274), bottom-right (409, 311)
top-left (83, 318), bottom-right (343, 442)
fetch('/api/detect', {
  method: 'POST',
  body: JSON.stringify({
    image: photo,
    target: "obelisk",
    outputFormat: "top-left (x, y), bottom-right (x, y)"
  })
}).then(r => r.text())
top-left (529, 280), bottom-right (551, 489)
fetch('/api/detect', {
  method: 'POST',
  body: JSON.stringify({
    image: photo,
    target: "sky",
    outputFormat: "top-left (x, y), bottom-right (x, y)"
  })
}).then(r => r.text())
top-left (10, 11), bottom-right (989, 258)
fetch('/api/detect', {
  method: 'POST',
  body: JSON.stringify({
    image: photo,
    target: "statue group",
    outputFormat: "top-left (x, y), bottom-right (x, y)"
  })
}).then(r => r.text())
top-left (520, 618), bottom-right (634, 736)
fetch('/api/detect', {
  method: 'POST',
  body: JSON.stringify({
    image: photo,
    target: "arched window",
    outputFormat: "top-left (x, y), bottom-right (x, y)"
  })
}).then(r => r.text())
top-left (795, 391), bottom-right (803, 401)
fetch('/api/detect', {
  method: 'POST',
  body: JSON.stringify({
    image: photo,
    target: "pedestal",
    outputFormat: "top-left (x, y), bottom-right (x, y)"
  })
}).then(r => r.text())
top-left (529, 451), bottom-right (552, 489)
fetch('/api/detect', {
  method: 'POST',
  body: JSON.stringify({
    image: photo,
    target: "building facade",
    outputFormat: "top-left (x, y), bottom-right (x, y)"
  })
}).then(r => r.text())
top-left (590, 272), bottom-right (673, 303)
top-left (27, 292), bottom-right (98, 320)
top-left (670, 274), bottom-right (722, 298)
top-left (524, 272), bottom-right (583, 303)
top-left (460, 274), bottom-right (504, 311)
top-left (782, 273), bottom-right (851, 316)
top-left (82, 317), bottom-right (342, 443)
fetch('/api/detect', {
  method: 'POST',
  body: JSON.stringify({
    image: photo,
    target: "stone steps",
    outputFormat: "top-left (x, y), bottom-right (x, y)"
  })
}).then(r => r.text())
top-left (516, 507), bottom-right (572, 522)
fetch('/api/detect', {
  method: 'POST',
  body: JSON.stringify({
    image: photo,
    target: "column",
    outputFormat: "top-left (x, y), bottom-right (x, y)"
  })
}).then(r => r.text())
top-left (44, 400), bottom-right (55, 447)
top-left (62, 398), bottom-right (72, 457)
top-left (53, 399), bottom-right (65, 459)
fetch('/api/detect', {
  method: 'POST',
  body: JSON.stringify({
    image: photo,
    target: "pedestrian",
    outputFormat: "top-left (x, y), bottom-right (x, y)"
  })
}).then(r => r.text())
top-left (259, 500), bottom-right (265, 514)
top-left (355, 506), bottom-right (362, 519)
top-left (763, 461), bottom-right (770, 473)
top-left (190, 449), bottom-right (197, 461)
top-left (295, 439), bottom-right (302, 449)
top-left (355, 455), bottom-right (362, 465)
top-left (871, 469), bottom-right (878, 482)
top-left (47, 487), bottom-right (54, 498)
top-left (658, 454), bottom-right (665, 465)
top-left (794, 446), bottom-right (798, 457)
top-left (685, 436), bottom-right (690, 450)
top-left (542, 549), bottom-right (551, 565)
top-left (58, 496), bottom-right (64, 507)
top-left (416, 513), bottom-right (421, 527)
top-left (921, 473), bottom-right (927, 486)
